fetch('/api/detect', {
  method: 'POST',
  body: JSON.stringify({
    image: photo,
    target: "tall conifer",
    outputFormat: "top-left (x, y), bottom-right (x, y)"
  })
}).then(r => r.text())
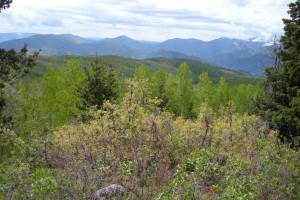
top-left (256, 0), bottom-right (300, 144)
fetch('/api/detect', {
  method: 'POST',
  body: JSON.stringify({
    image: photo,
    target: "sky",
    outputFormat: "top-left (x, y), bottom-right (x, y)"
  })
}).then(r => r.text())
top-left (0, 0), bottom-right (293, 41)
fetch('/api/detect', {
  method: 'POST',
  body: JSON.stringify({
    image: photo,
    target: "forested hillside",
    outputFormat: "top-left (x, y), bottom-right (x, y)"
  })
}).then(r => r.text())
top-left (0, 0), bottom-right (299, 200)
top-left (34, 56), bottom-right (261, 84)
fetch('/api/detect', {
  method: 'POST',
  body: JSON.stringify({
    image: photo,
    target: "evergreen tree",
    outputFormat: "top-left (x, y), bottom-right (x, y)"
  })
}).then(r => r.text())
top-left (256, 0), bottom-right (300, 144)
top-left (78, 60), bottom-right (118, 110)
top-left (0, 46), bottom-right (38, 126)
top-left (0, 1), bottom-right (38, 127)
top-left (0, 0), bottom-right (12, 12)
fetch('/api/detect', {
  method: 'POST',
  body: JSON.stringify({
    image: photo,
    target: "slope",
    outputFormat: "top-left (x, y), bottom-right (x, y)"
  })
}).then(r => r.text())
top-left (33, 55), bottom-right (262, 85)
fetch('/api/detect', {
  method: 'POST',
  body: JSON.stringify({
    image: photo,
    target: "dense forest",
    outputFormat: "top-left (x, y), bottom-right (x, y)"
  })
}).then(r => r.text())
top-left (0, 0), bottom-right (299, 200)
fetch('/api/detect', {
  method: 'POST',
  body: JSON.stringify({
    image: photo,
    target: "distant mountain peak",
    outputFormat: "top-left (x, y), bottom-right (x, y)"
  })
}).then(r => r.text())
top-left (104, 35), bottom-right (135, 42)
top-left (28, 33), bottom-right (91, 44)
top-left (165, 38), bottom-right (203, 42)
top-left (214, 37), bottom-right (231, 40)
top-left (115, 35), bottom-right (133, 40)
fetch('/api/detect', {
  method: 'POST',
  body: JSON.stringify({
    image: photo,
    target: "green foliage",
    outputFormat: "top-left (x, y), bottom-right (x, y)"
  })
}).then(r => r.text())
top-left (78, 60), bottom-right (118, 110)
top-left (164, 73), bottom-right (179, 114)
top-left (27, 168), bottom-right (58, 199)
top-left (215, 78), bottom-right (230, 109)
top-left (160, 140), bottom-right (299, 200)
top-left (0, 16), bottom-right (296, 198)
top-left (0, 65), bottom-right (298, 199)
top-left (196, 74), bottom-right (260, 114)
top-left (132, 66), bottom-right (153, 106)
top-left (196, 72), bottom-right (214, 107)
top-left (163, 63), bottom-right (196, 118)
top-left (256, 0), bottom-right (300, 144)
top-left (121, 157), bottom-right (136, 176)
top-left (150, 70), bottom-right (168, 108)
top-left (134, 65), bottom-right (151, 81)
top-left (0, 46), bottom-right (38, 126)
top-left (0, 162), bottom-right (30, 199)
top-left (176, 63), bottom-right (195, 118)
top-left (3, 3), bottom-right (292, 199)
top-left (0, 164), bottom-right (58, 199)
top-left (36, 55), bottom-right (261, 85)
top-left (0, 46), bottom-right (38, 166)
top-left (233, 84), bottom-right (261, 113)
top-left (15, 60), bottom-right (85, 140)
top-left (129, 62), bottom-right (261, 119)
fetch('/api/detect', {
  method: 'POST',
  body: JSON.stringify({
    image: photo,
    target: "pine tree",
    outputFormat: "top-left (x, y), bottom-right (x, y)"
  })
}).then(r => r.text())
top-left (0, 0), bottom-right (12, 12)
top-left (0, 46), bottom-right (38, 126)
top-left (78, 60), bottom-right (118, 110)
top-left (256, 0), bottom-right (300, 144)
top-left (0, 1), bottom-right (38, 127)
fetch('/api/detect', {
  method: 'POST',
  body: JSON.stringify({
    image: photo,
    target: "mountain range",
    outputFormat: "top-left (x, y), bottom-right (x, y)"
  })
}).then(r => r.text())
top-left (0, 33), bottom-right (275, 75)
top-left (0, 33), bottom-right (36, 43)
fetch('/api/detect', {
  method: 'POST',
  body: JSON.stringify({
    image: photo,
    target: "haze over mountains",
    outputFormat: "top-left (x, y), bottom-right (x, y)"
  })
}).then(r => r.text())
top-left (0, 33), bottom-right (275, 75)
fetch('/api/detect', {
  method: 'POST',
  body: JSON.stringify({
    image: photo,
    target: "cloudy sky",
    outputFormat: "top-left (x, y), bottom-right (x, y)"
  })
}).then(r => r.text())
top-left (0, 0), bottom-right (293, 41)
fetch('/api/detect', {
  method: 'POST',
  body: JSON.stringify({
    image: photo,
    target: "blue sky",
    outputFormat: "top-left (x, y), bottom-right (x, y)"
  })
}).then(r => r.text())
top-left (0, 0), bottom-right (293, 41)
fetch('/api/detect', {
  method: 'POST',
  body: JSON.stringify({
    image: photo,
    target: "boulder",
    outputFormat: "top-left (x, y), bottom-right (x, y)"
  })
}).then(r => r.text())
top-left (92, 184), bottom-right (126, 199)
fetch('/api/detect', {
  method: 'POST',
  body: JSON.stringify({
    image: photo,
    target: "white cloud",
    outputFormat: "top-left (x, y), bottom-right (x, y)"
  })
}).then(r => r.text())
top-left (0, 0), bottom-right (293, 41)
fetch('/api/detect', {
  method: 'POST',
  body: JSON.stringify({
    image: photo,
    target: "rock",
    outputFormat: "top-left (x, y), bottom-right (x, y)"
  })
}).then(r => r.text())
top-left (92, 184), bottom-right (126, 199)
